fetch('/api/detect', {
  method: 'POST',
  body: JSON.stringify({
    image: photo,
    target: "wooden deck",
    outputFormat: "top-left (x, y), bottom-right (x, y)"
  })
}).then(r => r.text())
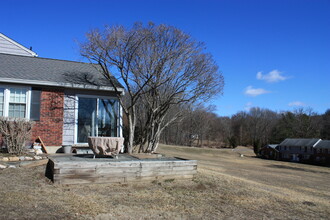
top-left (47, 154), bottom-right (197, 185)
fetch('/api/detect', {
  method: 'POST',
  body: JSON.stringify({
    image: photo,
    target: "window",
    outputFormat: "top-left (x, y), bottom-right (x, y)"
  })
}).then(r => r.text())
top-left (77, 96), bottom-right (119, 143)
top-left (30, 89), bottom-right (41, 120)
top-left (8, 88), bottom-right (27, 118)
top-left (0, 86), bottom-right (30, 119)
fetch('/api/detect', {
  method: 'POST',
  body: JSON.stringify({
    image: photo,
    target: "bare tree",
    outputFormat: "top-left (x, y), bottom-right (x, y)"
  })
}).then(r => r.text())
top-left (134, 24), bottom-right (223, 152)
top-left (81, 22), bottom-right (224, 153)
top-left (245, 108), bottom-right (278, 155)
top-left (321, 109), bottom-right (330, 139)
top-left (80, 23), bottom-right (160, 153)
top-left (271, 107), bottom-right (321, 143)
top-left (230, 111), bottom-right (248, 146)
top-left (293, 108), bottom-right (320, 138)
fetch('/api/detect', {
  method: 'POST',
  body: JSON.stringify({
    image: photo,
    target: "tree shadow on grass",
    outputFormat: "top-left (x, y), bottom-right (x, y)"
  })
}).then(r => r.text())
top-left (267, 164), bottom-right (329, 174)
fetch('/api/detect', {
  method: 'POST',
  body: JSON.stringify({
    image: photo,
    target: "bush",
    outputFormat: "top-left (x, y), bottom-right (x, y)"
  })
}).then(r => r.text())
top-left (0, 117), bottom-right (34, 155)
top-left (227, 136), bottom-right (237, 148)
top-left (253, 140), bottom-right (264, 157)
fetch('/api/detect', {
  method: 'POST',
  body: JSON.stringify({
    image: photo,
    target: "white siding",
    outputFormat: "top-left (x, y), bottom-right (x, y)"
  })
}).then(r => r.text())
top-left (0, 34), bottom-right (37, 56)
top-left (62, 95), bottom-right (76, 145)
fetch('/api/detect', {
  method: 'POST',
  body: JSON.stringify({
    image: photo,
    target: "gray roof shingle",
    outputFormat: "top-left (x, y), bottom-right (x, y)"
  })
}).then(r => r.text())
top-left (315, 140), bottom-right (330, 149)
top-left (278, 138), bottom-right (321, 147)
top-left (0, 53), bottom-right (123, 90)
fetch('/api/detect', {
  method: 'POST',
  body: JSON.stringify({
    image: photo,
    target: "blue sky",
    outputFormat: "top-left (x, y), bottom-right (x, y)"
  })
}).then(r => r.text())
top-left (1, 0), bottom-right (329, 116)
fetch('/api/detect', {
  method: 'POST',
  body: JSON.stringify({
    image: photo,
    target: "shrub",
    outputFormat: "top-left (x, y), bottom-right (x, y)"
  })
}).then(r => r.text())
top-left (0, 117), bottom-right (34, 155)
top-left (253, 140), bottom-right (264, 157)
top-left (227, 136), bottom-right (237, 148)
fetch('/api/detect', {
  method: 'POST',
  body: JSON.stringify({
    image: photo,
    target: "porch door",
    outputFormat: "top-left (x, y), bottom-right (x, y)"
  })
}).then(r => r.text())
top-left (77, 97), bottom-right (97, 143)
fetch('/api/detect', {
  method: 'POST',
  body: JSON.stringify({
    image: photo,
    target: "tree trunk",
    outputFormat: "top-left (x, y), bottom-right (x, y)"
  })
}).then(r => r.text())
top-left (127, 106), bottom-right (136, 154)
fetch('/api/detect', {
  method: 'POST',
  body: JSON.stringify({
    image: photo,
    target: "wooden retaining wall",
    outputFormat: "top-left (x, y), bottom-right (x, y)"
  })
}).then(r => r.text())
top-left (48, 157), bottom-right (197, 185)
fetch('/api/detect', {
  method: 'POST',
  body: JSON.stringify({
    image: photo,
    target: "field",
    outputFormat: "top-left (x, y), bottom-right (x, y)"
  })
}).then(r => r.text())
top-left (0, 145), bottom-right (329, 219)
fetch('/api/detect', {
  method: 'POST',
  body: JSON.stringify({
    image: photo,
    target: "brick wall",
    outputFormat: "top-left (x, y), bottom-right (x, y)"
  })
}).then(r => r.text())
top-left (31, 89), bottom-right (64, 146)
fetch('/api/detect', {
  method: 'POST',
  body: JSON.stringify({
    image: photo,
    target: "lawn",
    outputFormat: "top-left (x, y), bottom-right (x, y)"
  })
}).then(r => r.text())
top-left (0, 144), bottom-right (329, 219)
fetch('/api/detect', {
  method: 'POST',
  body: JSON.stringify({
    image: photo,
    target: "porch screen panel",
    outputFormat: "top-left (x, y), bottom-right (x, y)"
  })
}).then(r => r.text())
top-left (98, 99), bottom-right (118, 137)
top-left (77, 97), bottom-right (97, 143)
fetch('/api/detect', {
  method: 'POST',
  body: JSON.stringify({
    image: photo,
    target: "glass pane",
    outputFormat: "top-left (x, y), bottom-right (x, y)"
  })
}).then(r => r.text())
top-left (0, 89), bottom-right (4, 101)
top-left (15, 92), bottom-right (20, 102)
top-left (8, 103), bottom-right (26, 118)
top-left (98, 99), bottom-right (118, 137)
top-left (20, 105), bottom-right (25, 118)
top-left (77, 97), bottom-right (97, 143)
top-left (10, 88), bottom-right (26, 103)
top-left (21, 91), bottom-right (26, 103)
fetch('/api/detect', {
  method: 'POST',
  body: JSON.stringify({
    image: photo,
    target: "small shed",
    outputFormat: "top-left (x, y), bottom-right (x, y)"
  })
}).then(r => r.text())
top-left (260, 144), bottom-right (279, 160)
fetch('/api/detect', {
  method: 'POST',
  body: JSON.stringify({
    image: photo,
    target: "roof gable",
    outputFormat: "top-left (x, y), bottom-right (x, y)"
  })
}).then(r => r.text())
top-left (0, 33), bottom-right (37, 57)
top-left (268, 144), bottom-right (278, 149)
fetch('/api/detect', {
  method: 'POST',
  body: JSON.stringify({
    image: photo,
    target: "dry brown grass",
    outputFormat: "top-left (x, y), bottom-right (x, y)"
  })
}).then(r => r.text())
top-left (0, 144), bottom-right (329, 219)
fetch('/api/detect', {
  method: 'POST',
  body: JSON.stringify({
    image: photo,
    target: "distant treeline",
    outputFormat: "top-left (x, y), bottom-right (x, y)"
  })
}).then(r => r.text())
top-left (158, 106), bottom-right (330, 150)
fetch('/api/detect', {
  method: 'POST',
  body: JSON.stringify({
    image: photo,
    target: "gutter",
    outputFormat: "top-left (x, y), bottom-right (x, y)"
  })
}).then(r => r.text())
top-left (0, 78), bottom-right (125, 94)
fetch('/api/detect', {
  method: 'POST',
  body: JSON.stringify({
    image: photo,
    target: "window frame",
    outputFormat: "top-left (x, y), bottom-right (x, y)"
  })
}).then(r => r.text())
top-left (0, 85), bottom-right (31, 119)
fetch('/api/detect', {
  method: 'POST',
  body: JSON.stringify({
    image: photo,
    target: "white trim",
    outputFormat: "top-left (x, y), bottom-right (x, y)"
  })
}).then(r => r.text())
top-left (313, 139), bottom-right (322, 148)
top-left (74, 96), bottom-right (78, 145)
top-left (76, 93), bottom-right (121, 100)
top-left (119, 103), bottom-right (123, 138)
top-left (3, 88), bottom-right (9, 117)
top-left (0, 33), bottom-right (38, 57)
top-left (0, 78), bottom-right (125, 94)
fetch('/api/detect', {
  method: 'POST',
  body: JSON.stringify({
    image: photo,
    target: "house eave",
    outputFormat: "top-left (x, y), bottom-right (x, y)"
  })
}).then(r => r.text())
top-left (0, 78), bottom-right (125, 94)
